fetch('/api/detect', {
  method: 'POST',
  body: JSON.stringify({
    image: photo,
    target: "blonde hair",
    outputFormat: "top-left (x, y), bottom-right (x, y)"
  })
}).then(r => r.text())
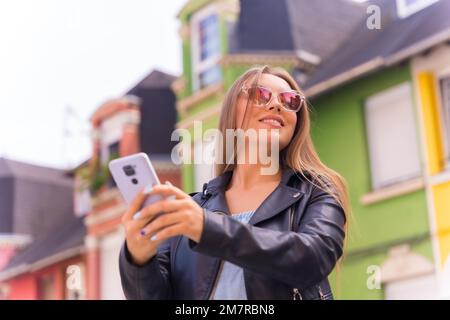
top-left (215, 65), bottom-right (350, 223)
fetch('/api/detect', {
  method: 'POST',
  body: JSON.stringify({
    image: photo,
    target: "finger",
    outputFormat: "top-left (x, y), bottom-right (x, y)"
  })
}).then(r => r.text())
top-left (133, 197), bottom-right (187, 222)
top-left (140, 212), bottom-right (186, 238)
top-left (147, 183), bottom-right (188, 200)
top-left (128, 198), bottom-right (186, 232)
top-left (125, 215), bottom-right (159, 235)
top-left (149, 223), bottom-right (185, 242)
top-left (122, 184), bottom-right (154, 222)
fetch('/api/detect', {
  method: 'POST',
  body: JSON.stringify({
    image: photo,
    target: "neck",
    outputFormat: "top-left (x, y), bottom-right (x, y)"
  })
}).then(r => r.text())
top-left (229, 163), bottom-right (282, 190)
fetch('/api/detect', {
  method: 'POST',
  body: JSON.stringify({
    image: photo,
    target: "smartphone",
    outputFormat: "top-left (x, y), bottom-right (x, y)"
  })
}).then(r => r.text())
top-left (108, 152), bottom-right (163, 209)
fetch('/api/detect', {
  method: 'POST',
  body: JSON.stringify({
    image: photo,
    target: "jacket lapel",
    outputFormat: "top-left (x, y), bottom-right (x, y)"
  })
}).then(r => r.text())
top-left (248, 183), bottom-right (304, 226)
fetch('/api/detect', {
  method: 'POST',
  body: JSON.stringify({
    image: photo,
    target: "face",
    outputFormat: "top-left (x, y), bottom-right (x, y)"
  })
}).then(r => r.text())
top-left (235, 73), bottom-right (299, 152)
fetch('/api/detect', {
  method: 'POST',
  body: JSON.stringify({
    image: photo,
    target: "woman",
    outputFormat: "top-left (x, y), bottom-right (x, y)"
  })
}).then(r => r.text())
top-left (119, 65), bottom-right (349, 300)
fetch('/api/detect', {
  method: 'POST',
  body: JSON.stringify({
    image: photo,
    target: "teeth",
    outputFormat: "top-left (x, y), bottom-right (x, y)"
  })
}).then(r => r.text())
top-left (261, 119), bottom-right (282, 127)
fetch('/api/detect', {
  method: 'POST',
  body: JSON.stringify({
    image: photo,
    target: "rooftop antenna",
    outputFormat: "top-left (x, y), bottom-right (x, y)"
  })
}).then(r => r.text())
top-left (62, 105), bottom-right (90, 170)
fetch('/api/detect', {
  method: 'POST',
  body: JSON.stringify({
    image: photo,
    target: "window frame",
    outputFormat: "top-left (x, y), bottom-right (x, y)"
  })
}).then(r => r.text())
top-left (436, 68), bottom-right (450, 170)
top-left (101, 140), bottom-right (119, 164)
top-left (190, 4), bottom-right (222, 91)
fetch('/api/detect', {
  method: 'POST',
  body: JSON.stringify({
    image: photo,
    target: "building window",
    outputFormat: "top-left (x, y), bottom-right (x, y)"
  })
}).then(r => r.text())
top-left (191, 6), bottom-right (222, 91)
top-left (37, 274), bottom-right (55, 300)
top-left (199, 65), bottom-right (222, 89)
top-left (101, 141), bottom-right (119, 188)
top-left (439, 75), bottom-right (450, 167)
top-left (74, 186), bottom-right (91, 217)
top-left (199, 15), bottom-right (220, 61)
top-left (101, 140), bottom-right (119, 164)
top-left (396, 0), bottom-right (440, 18)
top-left (365, 82), bottom-right (421, 189)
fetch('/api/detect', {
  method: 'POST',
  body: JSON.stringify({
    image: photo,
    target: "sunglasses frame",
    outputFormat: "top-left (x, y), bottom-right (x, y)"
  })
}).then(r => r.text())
top-left (240, 85), bottom-right (305, 112)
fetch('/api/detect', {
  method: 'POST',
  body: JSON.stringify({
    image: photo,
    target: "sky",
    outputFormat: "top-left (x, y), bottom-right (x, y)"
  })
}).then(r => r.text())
top-left (0, 0), bottom-right (367, 170)
top-left (0, 0), bottom-right (186, 169)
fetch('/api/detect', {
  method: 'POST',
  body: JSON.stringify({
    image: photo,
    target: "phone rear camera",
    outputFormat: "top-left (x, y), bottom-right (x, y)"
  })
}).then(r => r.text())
top-left (131, 178), bottom-right (138, 184)
top-left (123, 165), bottom-right (136, 176)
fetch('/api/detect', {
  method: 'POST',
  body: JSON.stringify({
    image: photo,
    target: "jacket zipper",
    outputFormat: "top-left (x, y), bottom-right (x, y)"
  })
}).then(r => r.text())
top-left (292, 288), bottom-right (302, 300)
top-left (289, 206), bottom-right (325, 300)
top-left (317, 285), bottom-right (325, 300)
top-left (293, 286), bottom-right (325, 300)
top-left (289, 206), bottom-right (303, 300)
top-left (199, 184), bottom-right (323, 300)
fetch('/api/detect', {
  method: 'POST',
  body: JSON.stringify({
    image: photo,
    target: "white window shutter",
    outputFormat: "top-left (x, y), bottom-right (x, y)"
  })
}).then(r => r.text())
top-left (365, 82), bottom-right (421, 189)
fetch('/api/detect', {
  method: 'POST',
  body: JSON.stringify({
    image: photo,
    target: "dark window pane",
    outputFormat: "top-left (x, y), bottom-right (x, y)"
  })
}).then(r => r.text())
top-left (199, 14), bottom-right (220, 61)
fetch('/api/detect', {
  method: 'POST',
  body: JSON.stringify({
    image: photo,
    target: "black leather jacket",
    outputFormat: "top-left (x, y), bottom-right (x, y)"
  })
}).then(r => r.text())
top-left (119, 168), bottom-right (346, 300)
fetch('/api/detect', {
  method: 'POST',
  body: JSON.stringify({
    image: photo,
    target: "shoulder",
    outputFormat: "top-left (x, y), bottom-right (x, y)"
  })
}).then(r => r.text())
top-left (291, 171), bottom-right (345, 217)
top-left (288, 170), bottom-right (321, 196)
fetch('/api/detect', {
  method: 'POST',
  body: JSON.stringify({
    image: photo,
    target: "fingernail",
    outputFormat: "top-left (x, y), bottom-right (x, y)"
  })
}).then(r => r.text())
top-left (140, 229), bottom-right (146, 236)
top-left (133, 210), bottom-right (142, 220)
top-left (167, 195), bottom-right (176, 201)
top-left (165, 181), bottom-right (172, 186)
top-left (150, 234), bottom-right (158, 241)
top-left (143, 184), bottom-right (153, 195)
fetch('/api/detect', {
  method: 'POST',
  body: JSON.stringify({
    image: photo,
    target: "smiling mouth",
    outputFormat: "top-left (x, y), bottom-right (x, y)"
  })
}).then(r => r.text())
top-left (259, 118), bottom-right (284, 128)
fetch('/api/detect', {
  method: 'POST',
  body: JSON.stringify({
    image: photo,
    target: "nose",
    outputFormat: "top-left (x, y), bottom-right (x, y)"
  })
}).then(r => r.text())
top-left (267, 99), bottom-right (282, 113)
top-left (268, 102), bottom-right (281, 112)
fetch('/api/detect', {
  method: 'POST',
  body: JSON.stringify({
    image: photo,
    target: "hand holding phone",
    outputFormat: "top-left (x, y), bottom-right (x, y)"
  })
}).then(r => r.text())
top-left (109, 153), bottom-right (169, 265)
top-left (110, 153), bottom-right (205, 266)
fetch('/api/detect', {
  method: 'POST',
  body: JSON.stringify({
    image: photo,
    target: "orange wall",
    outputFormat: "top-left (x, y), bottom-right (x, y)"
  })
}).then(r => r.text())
top-left (7, 275), bottom-right (37, 300)
top-left (4, 255), bottom-right (85, 300)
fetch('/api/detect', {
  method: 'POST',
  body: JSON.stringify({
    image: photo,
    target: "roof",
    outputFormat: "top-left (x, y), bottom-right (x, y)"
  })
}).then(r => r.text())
top-left (304, 0), bottom-right (450, 96)
top-left (127, 69), bottom-right (178, 92)
top-left (0, 157), bottom-right (72, 185)
top-left (0, 216), bottom-right (86, 280)
top-left (0, 158), bottom-right (74, 240)
top-left (286, 0), bottom-right (367, 61)
top-left (231, 0), bottom-right (366, 62)
top-left (126, 70), bottom-right (179, 156)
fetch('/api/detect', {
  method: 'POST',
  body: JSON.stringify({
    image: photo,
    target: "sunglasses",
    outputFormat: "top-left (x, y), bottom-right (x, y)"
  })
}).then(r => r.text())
top-left (241, 85), bottom-right (305, 112)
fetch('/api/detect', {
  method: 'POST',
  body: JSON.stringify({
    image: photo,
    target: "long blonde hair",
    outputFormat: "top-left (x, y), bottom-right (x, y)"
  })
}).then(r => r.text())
top-left (215, 65), bottom-right (350, 222)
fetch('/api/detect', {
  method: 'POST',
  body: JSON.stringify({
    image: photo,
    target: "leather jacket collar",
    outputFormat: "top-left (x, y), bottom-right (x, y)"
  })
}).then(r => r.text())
top-left (201, 167), bottom-right (305, 226)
